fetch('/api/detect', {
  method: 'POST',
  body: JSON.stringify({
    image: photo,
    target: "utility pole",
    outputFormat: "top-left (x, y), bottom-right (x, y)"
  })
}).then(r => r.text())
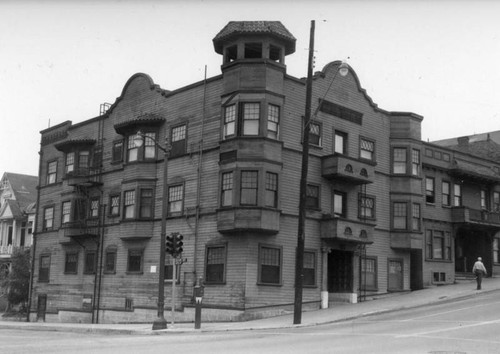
top-left (294, 20), bottom-right (315, 325)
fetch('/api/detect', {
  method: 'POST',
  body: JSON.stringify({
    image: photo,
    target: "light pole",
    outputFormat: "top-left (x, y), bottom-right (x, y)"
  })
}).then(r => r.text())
top-left (293, 20), bottom-right (348, 325)
top-left (134, 130), bottom-right (170, 330)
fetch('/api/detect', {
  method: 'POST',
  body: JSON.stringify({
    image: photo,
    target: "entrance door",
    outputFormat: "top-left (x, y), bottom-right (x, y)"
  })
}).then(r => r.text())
top-left (37, 294), bottom-right (47, 322)
top-left (328, 250), bottom-right (353, 292)
top-left (410, 250), bottom-right (423, 290)
top-left (388, 259), bottom-right (403, 291)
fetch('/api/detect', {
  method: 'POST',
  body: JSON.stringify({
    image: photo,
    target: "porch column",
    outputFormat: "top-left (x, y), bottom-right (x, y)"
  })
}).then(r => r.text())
top-left (320, 246), bottom-right (330, 309)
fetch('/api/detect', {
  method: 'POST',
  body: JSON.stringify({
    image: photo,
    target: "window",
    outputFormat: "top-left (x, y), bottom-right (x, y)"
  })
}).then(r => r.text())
top-left (221, 172), bottom-right (233, 207)
top-left (481, 190), bottom-right (488, 210)
top-left (265, 172), bottom-right (278, 208)
top-left (426, 177), bottom-right (435, 204)
top-left (412, 203), bottom-right (421, 231)
top-left (426, 230), bottom-right (451, 260)
top-left (47, 161), bottom-right (57, 184)
top-left (112, 140), bottom-right (123, 162)
top-left (109, 195), bottom-right (120, 216)
top-left (267, 104), bottom-right (280, 139)
top-left (90, 198), bottom-right (99, 219)
top-left (127, 249), bottom-right (143, 273)
top-left (258, 245), bottom-right (281, 285)
top-left (205, 245), bottom-right (226, 284)
top-left (62, 201), bottom-right (71, 224)
top-left (164, 254), bottom-right (181, 282)
top-left (361, 257), bottom-right (377, 290)
top-left (168, 185), bottom-right (184, 215)
top-left (303, 251), bottom-right (316, 286)
top-left (39, 255), bottom-right (50, 282)
top-left (66, 152), bottom-right (75, 174)
top-left (242, 103), bottom-right (260, 136)
top-left (64, 252), bottom-right (78, 274)
top-left (240, 171), bottom-right (258, 206)
top-left (333, 191), bottom-right (346, 217)
top-left (104, 248), bottom-right (117, 273)
top-left (223, 104), bottom-right (236, 139)
top-left (360, 138), bottom-right (374, 160)
top-left (308, 122), bottom-right (322, 146)
top-left (393, 202), bottom-right (407, 230)
top-left (412, 149), bottom-right (420, 176)
top-left (245, 42), bottom-right (262, 58)
top-left (334, 131), bottom-right (347, 154)
top-left (306, 184), bottom-right (320, 209)
top-left (494, 192), bottom-right (500, 212)
top-left (124, 190), bottom-right (135, 219)
top-left (78, 151), bottom-right (90, 170)
top-left (359, 195), bottom-right (375, 219)
top-left (393, 148), bottom-right (407, 174)
top-left (127, 132), bottom-right (156, 162)
top-left (171, 124), bottom-right (187, 156)
top-left (84, 251), bottom-right (96, 274)
top-left (139, 188), bottom-right (154, 218)
top-left (43, 206), bottom-right (54, 231)
top-left (494, 237), bottom-right (500, 264)
top-left (454, 184), bottom-right (462, 206)
top-left (442, 181), bottom-right (451, 206)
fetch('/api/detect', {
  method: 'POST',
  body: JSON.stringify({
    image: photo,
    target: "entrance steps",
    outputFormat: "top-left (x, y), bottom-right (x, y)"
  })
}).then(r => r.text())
top-left (454, 272), bottom-right (476, 282)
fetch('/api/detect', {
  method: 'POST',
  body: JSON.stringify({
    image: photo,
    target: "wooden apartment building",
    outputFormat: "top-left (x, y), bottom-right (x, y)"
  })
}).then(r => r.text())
top-left (29, 21), bottom-right (500, 323)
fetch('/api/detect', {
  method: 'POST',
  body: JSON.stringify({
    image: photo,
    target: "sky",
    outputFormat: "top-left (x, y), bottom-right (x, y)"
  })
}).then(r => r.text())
top-left (1, 0), bottom-right (500, 176)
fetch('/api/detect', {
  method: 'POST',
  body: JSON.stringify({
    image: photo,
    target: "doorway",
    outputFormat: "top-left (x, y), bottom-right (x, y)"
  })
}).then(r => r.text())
top-left (328, 250), bottom-right (353, 292)
top-left (388, 259), bottom-right (403, 291)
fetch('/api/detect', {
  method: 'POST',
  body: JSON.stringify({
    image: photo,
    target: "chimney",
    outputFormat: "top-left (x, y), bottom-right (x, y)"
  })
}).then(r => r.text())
top-left (457, 136), bottom-right (469, 147)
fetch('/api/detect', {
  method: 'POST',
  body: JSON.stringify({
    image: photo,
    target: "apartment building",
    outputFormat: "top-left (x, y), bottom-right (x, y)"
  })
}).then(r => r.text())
top-left (29, 21), bottom-right (500, 323)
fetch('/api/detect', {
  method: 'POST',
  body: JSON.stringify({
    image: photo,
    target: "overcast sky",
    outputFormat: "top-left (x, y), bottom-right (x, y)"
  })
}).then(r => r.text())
top-left (1, 0), bottom-right (499, 176)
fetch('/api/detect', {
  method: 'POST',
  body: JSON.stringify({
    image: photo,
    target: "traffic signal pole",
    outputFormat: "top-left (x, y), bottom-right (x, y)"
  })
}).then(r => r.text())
top-left (172, 256), bottom-right (176, 327)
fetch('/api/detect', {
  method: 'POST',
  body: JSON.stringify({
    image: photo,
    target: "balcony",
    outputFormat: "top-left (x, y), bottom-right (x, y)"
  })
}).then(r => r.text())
top-left (62, 219), bottom-right (100, 239)
top-left (390, 232), bottom-right (423, 250)
top-left (217, 207), bottom-right (280, 234)
top-left (64, 167), bottom-right (102, 187)
top-left (321, 154), bottom-right (374, 184)
top-left (452, 207), bottom-right (500, 228)
top-left (0, 245), bottom-right (30, 257)
top-left (320, 215), bottom-right (374, 244)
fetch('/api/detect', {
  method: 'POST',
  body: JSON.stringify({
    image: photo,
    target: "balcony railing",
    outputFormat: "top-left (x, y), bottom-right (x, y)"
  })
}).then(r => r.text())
top-left (320, 215), bottom-right (374, 244)
top-left (62, 219), bottom-right (100, 238)
top-left (217, 207), bottom-right (280, 234)
top-left (452, 207), bottom-right (500, 226)
top-left (321, 154), bottom-right (374, 184)
top-left (64, 167), bottom-right (102, 186)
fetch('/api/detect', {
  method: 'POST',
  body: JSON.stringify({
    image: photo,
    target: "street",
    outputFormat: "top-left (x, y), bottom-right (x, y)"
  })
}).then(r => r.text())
top-left (2, 290), bottom-right (500, 354)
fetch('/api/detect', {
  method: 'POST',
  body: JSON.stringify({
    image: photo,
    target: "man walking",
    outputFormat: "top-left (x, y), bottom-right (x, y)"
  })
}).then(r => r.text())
top-left (472, 257), bottom-right (487, 290)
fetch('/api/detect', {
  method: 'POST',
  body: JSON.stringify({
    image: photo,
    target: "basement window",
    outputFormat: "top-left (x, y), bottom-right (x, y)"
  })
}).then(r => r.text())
top-left (433, 272), bottom-right (446, 283)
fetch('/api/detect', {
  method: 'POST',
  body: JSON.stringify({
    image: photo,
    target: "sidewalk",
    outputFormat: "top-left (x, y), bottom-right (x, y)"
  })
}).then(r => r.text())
top-left (2, 277), bottom-right (499, 335)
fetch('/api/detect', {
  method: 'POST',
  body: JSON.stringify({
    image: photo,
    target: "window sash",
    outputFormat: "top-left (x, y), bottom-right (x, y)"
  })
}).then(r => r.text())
top-left (242, 103), bottom-right (260, 136)
top-left (44, 207), bottom-right (54, 230)
top-left (62, 202), bottom-right (71, 224)
top-left (303, 251), bottom-right (316, 286)
top-left (105, 251), bottom-right (116, 273)
top-left (412, 203), bottom-right (420, 231)
top-left (306, 184), bottom-right (319, 209)
top-left (47, 161), bottom-right (57, 184)
top-left (84, 252), bottom-right (96, 274)
top-left (112, 141), bottom-right (123, 162)
top-left (267, 104), bottom-right (280, 139)
top-left (240, 171), bottom-right (258, 206)
top-left (393, 203), bottom-right (407, 229)
top-left (65, 253), bottom-right (78, 274)
top-left (360, 139), bottom-right (374, 160)
top-left (139, 188), bottom-right (153, 218)
top-left (168, 185), bottom-right (183, 214)
top-left (127, 250), bottom-right (143, 273)
top-left (360, 196), bottom-right (374, 218)
top-left (265, 172), bottom-right (278, 208)
top-left (412, 149), bottom-right (420, 175)
top-left (39, 255), bottom-right (50, 282)
top-left (335, 133), bottom-right (346, 154)
top-left (221, 172), bottom-right (233, 207)
top-left (66, 152), bottom-right (75, 173)
top-left (110, 195), bottom-right (120, 216)
top-left (333, 192), bottom-right (345, 217)
top-left (454, 184), bottom-right (462, 206)
top-left (426, 177), bottom-right (435, 203)
top-left (205, 246), bottom-right (226, 283)
top-left (224, 105), bottom-right (236, 138)
top-left (393, 148), bottom-right (407, 174)
top-left (259, 246), bottom-right (281, 284)
top-left (309, 122), bottom-right (321, 146)
top-left (124, 191), bottom-right (135, 219)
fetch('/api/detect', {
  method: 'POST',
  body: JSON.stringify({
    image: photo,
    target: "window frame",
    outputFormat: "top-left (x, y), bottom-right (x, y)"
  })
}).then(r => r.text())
top-left (127, 248), bottom-right (144, 274)
top-left (43, 206), bottom-right (55, 231)
top-left (64, 251), bottom-right (79, 274)
top-left (61, 201), bottom-right (72, 225)
top-left (240, 170), bottom-right (258, 206)
top-left (223, 104), bottom-right (236, 139)
top-left (454, 184), bottom-right (462, 206)
top-left (359, 194), bottom-right (375, 220)
top-left (109, 194), bottom-right (120, 217)
top-left (305, 184), bottom-right (320, 210)
top-left (123, 190), bottom-right (135, 220)
top-left (104, 247), bottom-right (117, 274)
top-left (264, 172), bottom-right (278, 208)
top-left (241, 102), bottom-right (260, 136)
top-left (360, 137), bottom-right (375, 161)
top-left (38, 254), bottom-right (51, 282)
top-left (494, 237), bottom-right (500, 264)
top-left (267, 104), bottom-right (280, 139)
top-left (127, 131), bottom-right (157, 162)
top-left (84, 250), bottom-right (97, 274)
top-left (221, 171), bottom-right (234, 207)
top-left (412, 149), bottom-right (420, 176)
top-left (139, 188), bottom-right (154, 219)
top-left (494, 191), bottom-right (500, 212)
top-left (303, 250), bottom-right (317, 287)
top-left (89, 197), bottom-right (100, 219)
top-left (168, 184), bottom-right (184, 216)
top-left (392, 202), bottom-right (407, 230)
top-left (112, 140), bottom-right (124, 163)
top-left (46, 160), bottom-right (58, 185)
top-left (393, 147), bottom-right (407, 174)
top-left (412, 203), bottom-right (421, 231)
top-left (308, 121), bottom-right (322, 147)
top-left (426, 229), bottom-right (452, 261)
top-left (442, 181), bottom-right (451, 206)
top-left (425, 177), bottom-right (435, 204)
top-left (164, 253), bottom-right (182, 283)
top-left (360, 256), bottom-right (378, 291)
top-left (333, 190), bottom-right (347, 218)
top-left (204, 244), bottom-right (227, 284)
top-left (258, 244), bottom-right (282, 286)
top-left (170, 124), bottom-right (187, 157)
top-left (334, 130), bottom-right (348, 155)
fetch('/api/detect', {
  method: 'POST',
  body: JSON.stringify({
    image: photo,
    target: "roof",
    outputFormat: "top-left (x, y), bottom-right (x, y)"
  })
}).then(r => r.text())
top-left (1, 172), bottom-right (38, 215)
top-left (213, 21), bottom-right (296, 55)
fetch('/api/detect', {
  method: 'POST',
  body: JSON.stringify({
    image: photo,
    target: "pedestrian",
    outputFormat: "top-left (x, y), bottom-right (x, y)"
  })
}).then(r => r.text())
top-left (472, 257), bottom-right (487, 290)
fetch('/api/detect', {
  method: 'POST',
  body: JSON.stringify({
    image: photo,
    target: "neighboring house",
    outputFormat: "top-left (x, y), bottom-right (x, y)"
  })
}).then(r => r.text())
top-left (29, 21), bottom-right (500, 324)
top-left (0, 172), bottom-right (37, 275)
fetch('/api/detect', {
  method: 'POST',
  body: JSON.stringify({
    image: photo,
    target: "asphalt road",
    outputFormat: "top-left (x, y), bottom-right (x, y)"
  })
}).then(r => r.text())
top-left (2, 290), bottom-right (500, 354)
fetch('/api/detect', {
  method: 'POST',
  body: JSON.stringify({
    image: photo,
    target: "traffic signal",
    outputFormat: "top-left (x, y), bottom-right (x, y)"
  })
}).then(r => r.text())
top-left (175, 234), bottom-right (183, 255)
top-left (166, 234), bottom-right (174, 255)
